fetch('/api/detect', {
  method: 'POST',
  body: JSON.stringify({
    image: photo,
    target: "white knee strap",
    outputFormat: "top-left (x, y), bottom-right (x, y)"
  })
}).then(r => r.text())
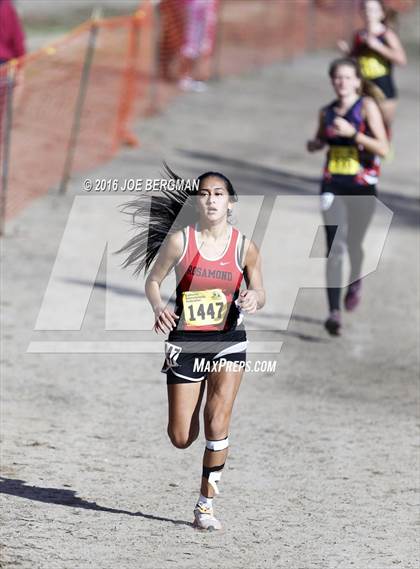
top-left (206, 436), bottom-right (229, 451)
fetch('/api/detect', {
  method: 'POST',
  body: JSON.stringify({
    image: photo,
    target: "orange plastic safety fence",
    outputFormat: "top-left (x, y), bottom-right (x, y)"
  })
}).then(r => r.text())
top-left (0, 9), bottom-right (150, 224)
top-left (151, 0), bottom-right (360, 107)
top-left (195, 0), bottom-right (360, 78)
top-left (147, 0), bottom-right (411, 113)
top-left (2, 31), bottom-right (89, 221)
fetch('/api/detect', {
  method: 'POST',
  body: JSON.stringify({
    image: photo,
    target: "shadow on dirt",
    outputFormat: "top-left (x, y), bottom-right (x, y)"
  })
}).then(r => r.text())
top-left (0, 477), bottom-right (193, 527)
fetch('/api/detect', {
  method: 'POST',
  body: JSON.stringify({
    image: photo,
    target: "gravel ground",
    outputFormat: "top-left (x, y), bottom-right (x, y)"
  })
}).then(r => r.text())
top-left (1, 36), bottom-right (419, 569)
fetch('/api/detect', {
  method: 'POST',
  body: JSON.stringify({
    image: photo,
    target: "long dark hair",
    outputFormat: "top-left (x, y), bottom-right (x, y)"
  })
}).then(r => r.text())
top-left (329, 57), bottom-right (386, 104)
top-left (116, 164), bottom-right (238, 276)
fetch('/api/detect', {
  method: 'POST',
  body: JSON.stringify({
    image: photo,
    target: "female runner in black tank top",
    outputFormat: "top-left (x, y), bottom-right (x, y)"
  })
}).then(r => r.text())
top-left (118, 166), bottom-right (265, 531)
top-left (307, 58), bottom-right (388, 336)
top-left (337, 0), bottom-right (406, 131)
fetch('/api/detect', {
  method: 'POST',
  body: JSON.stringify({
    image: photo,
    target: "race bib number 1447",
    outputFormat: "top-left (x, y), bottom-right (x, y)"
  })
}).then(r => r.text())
top-left (182, 289), bottom-right (228, 326)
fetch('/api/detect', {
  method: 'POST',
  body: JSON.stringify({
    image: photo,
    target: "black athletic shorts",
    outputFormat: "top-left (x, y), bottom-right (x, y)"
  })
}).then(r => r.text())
top-left (161, 327), bottom-right (248, 384)
top-left (371, 74), bottom-right (397, 100)
top-left (321, 180), bottom-right (377, 197)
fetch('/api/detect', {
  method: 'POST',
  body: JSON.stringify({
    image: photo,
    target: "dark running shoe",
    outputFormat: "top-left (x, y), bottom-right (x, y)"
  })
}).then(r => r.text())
top-left (345, 280), bottom-right (362, 312)
top-left (324, 310), bottom-right (342, 336)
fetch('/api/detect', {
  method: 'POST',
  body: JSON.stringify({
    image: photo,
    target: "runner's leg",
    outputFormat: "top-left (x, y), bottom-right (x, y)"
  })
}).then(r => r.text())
top-left (347, 194), bottom-right (376, 283)
top-left (201, 368), bottom-right (244, 497)
top-left (167, 381), bottom-right (206, 448)
top-left (322, 194), bottom-right (348, 312)
top-left (380, 99), bottom-right (397, 133)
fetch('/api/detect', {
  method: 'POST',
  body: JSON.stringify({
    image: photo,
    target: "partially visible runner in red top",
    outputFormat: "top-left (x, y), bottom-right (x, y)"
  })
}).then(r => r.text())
top-left (0, 0), bottom-right (26, 64)
top-left (0, 0), bottom-right (26, 142)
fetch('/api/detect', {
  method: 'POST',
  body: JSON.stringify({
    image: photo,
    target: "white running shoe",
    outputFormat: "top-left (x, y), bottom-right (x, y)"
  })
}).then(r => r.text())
top-left (193, 502), bottom-right (222, 531)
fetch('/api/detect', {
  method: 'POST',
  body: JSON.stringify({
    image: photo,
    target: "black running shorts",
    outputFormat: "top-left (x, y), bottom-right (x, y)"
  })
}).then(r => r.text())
top-left (371, 74), bottom-right (397, 100)
top-left (161, 328), bottom-right (248, 384)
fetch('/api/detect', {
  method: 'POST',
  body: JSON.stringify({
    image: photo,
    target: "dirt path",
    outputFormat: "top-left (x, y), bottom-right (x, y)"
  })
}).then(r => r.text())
top-left (1, 41), bottom-right (419, 569)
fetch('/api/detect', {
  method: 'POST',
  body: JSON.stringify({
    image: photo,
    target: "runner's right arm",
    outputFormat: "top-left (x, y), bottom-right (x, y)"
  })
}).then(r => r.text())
top-left (145, 230), bottom-right (184, 334)
top-left (307, 110), bottom-right (326, 152)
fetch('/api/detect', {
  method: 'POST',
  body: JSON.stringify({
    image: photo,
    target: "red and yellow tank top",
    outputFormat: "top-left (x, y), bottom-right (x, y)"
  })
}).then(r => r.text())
top-left (174, 224), bottom-right (244, 332)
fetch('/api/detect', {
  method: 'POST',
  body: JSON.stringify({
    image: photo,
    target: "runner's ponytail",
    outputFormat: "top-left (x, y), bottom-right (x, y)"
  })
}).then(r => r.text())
top-left (117, 164), bottom-right (238, 276)
top-left (116, 163), bottom-right (197, 276)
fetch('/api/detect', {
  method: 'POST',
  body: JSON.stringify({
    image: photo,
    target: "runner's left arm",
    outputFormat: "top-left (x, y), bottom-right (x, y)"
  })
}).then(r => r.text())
top-left (239, 240), bottom-right (265, 314)
top-left (366, 29), bottom-right (407, 66)
top-left (332, 97), bottom-right (389, 157)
